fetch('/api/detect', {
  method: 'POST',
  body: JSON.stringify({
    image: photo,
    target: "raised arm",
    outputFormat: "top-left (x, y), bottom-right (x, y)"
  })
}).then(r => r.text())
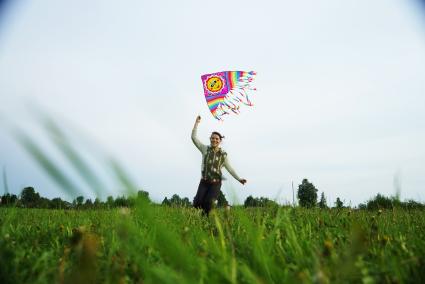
top-left (223, 155), bottom-right (247, 185)
top-left (191, 115), bottom-right (207, 153)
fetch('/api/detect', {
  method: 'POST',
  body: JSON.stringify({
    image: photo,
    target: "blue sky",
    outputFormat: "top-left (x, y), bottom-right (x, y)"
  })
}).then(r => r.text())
top-left (1, 0), bottom-right (425, 205)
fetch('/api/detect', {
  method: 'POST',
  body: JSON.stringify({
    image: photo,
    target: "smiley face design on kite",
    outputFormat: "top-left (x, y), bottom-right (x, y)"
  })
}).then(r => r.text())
top-left (206, 76), bottom-right (224, 93)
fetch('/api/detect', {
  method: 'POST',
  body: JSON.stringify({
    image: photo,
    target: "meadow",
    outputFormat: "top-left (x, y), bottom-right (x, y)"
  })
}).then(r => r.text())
top-left (1, 203), bottom-right (424, 284)
top-left (2, 116), bottom-right (425, 283)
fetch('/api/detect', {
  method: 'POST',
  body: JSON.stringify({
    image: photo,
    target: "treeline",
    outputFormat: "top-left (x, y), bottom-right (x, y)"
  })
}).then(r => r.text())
top-left (1, 180), bottom-right (425, 210)
top-left (244, 196), bottom-right (278, 207)
top-left (358, 194), bottom-right (425, 210)
top-left (294, 178), bottom-right (425, 210)
top-left (161, 190), bottom-right (229, 208)
top-left (0, 187), bottom-right (150, 209)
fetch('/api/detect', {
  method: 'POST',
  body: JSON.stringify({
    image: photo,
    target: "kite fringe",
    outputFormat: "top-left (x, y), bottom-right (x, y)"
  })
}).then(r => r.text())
top-left (224, 71), bottom-right (256, 110)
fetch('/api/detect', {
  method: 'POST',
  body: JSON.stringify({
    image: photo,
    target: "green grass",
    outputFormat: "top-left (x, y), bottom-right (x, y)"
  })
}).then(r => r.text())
top-left (1, 206), bottom-right (424, 283)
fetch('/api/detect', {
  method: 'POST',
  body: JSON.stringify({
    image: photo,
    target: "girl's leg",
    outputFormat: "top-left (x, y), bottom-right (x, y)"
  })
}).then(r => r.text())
top-left (202, 183), bottom-right (221, 215)
top-left (193, 180), bottom-right (208, 210)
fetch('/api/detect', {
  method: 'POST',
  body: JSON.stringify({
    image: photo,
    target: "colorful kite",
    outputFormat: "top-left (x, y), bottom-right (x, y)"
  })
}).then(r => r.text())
top-left (201, 71), bottom-right (257, 120)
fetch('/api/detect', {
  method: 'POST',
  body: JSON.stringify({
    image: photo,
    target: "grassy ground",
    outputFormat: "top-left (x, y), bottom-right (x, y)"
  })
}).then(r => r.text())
top-left (1, 204), bottom-right (424, 284)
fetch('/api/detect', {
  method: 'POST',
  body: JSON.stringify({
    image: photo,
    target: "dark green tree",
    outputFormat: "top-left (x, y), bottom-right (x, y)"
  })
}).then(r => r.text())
top-left (162, 197), bottom-right (171, 206)
top-left (162, 194), bottom-right (191, 207)
top-left (318, 192), bottom-right (327, 209)
top-left (170, 194), bottom-right (182, 206)
top-left (50, 197), bottom-right (67, 209)
top-left (335, 197), bottom-right (344, 209)
top-left (11, 194), bottom-right (18, 204)
top-left (20, 187), bottom-right (41, 208)
top-left (181, 197), bottom-right (191, 207)
top-left (244, 195), bottom-right (277, 207)
top-left (114, 196), bottom-right (129, 207)
top-left (137, 190), bottom-right (150, 201)
top-left (93, 198), bottom-right (101, 208)
top-left (85, 198), bottom-right (93, 208)
top-left (258, 197), bottom-right (277, 207)
top-left (358, 203), bottom-right (367, 210)
top-left (38, 197), bottom-right (50, 208)
top-left (1, 193), bottom-right (18, 206)
top-left (403, 199), bottom-right (425, 210)
top-left (106, 196), bottom-right (114, 208)
top-left (366, 194), bottom-right (392, 210)
top-left (297, 179), bottom-right (318, 208)
top-left (244, 195), bottom-right (256, 207)
top-left (75, 196), bottom-right (84, 206)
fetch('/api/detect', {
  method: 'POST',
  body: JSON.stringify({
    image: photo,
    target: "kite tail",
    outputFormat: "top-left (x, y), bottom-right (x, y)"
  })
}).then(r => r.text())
top-left (216, 105), bottom-right (230, 120)
top-left (224, 71), bottom-right (256, 108)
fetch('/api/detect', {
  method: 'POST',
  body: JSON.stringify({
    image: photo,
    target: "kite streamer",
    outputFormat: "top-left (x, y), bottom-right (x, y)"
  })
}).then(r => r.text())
top-left (201, 71), bottom-right (256, 120)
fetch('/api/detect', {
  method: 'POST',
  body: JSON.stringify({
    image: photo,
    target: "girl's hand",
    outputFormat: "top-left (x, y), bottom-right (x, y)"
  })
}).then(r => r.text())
top-left (239, 179), bottom-right (247, 185)
top-left (195, 115), bottom-right (201, 124)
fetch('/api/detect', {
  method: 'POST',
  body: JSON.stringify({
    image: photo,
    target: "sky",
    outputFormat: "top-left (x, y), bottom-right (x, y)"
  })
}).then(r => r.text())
top-left (1, 0), bottom-right (425, 206)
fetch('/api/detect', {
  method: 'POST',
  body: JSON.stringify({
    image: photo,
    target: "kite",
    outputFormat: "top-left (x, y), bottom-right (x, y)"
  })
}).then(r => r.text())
top-left (201, 71), bottom-right (257, 120)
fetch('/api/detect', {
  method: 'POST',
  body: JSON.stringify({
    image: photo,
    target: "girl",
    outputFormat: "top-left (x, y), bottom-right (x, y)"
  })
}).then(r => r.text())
top-left (191, 115), bottom-right (246, 215)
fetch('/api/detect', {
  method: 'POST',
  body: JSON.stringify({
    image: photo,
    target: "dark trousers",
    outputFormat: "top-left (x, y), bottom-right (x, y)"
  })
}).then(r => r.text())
top-left (193, 179), bottom-right (221, 215)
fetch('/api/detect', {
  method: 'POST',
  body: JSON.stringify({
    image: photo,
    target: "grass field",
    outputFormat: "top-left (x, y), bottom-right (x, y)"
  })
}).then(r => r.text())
top-left (1, 203), bottom-right (424, 284)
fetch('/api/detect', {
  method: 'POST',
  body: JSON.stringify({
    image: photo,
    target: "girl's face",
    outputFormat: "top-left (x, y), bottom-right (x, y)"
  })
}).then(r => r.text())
top-left (210, 134), bottom-right (221, 148)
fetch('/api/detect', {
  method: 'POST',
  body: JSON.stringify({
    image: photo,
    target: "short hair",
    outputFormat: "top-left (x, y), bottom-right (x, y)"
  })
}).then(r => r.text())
top-left (211, 131), bottom-right (225, 140)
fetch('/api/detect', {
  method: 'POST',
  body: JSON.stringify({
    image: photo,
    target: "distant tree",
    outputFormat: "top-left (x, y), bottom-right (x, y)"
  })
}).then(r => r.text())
top-left (20, 187), bottom-right (41, 208)
top-left (217, 190), bottom-right (228, 208)
top-left (76, 196), bottom-right (84, 206)
top-left (403, 199), bottom-right (425, 210)
top-left (358, 203), bottom-right (367, 210)
top-left (0, 194), bottom-right (7, 206)
top-left (11, 194), bottom-right (18, 204)
top-left (1, 193), bottom-right (18, 206)
top-left (170, 194), bottom-right (182, 206)
top-left (93, 198), bottom-right (101, 208)
top-left (114, 196), bottom-right (129, 207)
top-left (350, 193), bottom-right (425, 210)
top-left (137, 190), bottom-right (150, 201)
top-left (260, 197), bottom-right (278, 207)
top-left (366, 194), bottom-right (394, 210)
top-left (85, 198), bottom-right (93, 208)
top-left (106, 196), bottom-right (114, 208)
top-left (162, 194), bottom-right (191, 207)
top-left (244, 195), bottom-right (256, 207)
top-left (318, 192), bottom-right (328, 209)
top-left (244, 195), bottom-right (277, 207)
top-left (297, 179), bottom-right (318, 208)
top-left (38, 197), bottom-right (50, 208)
top-left (335, 197), bottom-right (344, 209)
top-left (162, 197), bottom-right (171, 206)
top-left (181, 197), bottom-right (191, 207)
top-left (50, 197), bottom-right (67, 209)
top-left (126, 196), bottom-right (136, 207)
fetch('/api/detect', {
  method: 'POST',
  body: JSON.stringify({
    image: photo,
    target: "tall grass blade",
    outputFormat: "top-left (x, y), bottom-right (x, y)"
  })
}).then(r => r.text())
top-left (109, 158), bottom-right (138, 194)
top-left (38, 114), bottom-right (108, 198)
top-left (2, 166), bottom-right (8, 195)
top-left (14, 130), bottom-right (82, 198)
